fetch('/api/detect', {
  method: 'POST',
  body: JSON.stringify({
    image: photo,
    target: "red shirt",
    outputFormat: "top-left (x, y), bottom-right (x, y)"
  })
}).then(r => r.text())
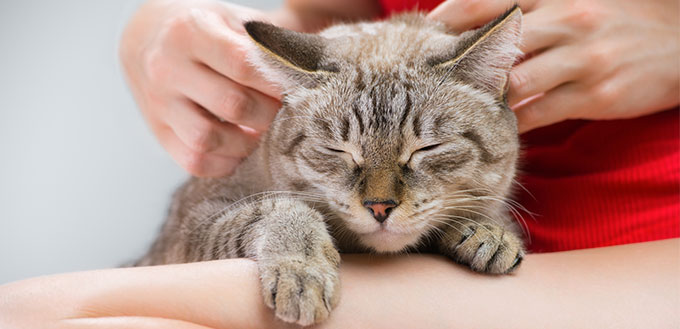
top-left (380, 0), bottom-right (680, 252)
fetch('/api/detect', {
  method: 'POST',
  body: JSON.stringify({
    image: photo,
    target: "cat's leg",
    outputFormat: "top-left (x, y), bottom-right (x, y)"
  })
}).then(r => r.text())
top-left (436, 210), bottom-right (525, 274)
top-left (201, 197), bottom-right (341, 326)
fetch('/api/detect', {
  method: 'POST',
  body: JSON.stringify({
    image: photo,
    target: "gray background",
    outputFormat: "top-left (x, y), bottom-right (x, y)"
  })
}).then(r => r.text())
top-left (0, 0), bottom-right (279, 284)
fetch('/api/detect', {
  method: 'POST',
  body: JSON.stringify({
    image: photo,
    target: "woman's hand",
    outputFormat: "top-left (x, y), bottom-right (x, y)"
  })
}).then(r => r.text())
top-left (429, 0), bottom-right (680, 133)
top-left (120, 0), bottom-right (290, 177)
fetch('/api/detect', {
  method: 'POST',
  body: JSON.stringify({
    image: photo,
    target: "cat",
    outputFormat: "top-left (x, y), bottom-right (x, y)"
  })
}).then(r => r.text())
top-left (137, 5), bottom-right (526, 326)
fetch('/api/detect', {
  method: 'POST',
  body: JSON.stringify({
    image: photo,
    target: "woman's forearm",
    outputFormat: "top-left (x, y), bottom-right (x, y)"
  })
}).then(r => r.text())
top-left (326, 239), bottom-right (679, 329)
top-left (1, 239), bottom-right (677, 328)
top-left (0, 259), bottom-right (276, 329)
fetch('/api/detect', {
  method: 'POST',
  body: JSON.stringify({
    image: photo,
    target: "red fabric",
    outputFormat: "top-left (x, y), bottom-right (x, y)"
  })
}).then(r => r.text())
top-left (378, 0), bottom-right (441, 15)
top-left (380, 0), bottom-right (680, 252)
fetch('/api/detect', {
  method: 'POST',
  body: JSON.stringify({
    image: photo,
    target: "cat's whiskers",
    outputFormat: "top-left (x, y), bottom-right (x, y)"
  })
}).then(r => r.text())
top-left (438, 205), bottom-right (503, 227)
top-left (408, 203), bottom-right (439, 218)
top-left (429, 214), bottom-right (497, 237)
top-left (512, 178), bottom-right (536, 201)
top-left (452, 194), bottom-right (533, 242)
top-left (445, 199), bottom-right (526, 239)
top-left (408, 202), bottom-right (476, 238)
top-left (441, 191), bottom-right (530, 219)
top-left (426, 216), bottom-right (468, 238)
top-left (428, 215), bottom-right (503, 244)
top-left (450, 181), bottom-right (533, 217)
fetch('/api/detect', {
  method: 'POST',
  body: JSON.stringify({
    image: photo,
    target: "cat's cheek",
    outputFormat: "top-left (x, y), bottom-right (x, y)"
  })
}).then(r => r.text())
top-left (482, 172), bottom-right (504, 186)
top-left (295, 155), bottom-right (347, 184)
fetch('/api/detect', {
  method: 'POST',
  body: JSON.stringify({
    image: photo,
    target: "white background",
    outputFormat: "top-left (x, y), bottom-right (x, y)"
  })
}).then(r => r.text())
top-left (0, 0), bottom-right (280, 284)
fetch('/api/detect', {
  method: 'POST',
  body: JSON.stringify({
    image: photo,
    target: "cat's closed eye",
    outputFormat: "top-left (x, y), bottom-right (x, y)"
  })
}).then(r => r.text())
top-left (323, 147), bottom-right (345, 153)
top-left (405, 143), bottom-right (444, 164)
top-left (321, 146), bottom-right (361, 166)
top-left (415, 143), bottom-right (443, 153)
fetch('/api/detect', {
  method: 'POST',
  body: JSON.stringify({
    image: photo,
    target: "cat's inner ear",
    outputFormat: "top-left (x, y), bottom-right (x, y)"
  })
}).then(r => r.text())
top-left (428, 5), bottom-right (523, 101)
top-left (244, 21), bottom-right (338, 89)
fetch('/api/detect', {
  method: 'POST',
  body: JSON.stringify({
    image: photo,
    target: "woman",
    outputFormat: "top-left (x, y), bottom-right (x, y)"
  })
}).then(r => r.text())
top-left (1, 0), bottom-right (677, 327)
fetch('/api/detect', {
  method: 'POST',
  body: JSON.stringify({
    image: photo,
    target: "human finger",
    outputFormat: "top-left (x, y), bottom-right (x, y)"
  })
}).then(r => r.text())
top-left (188, 9), bottom-right (281, 99)
top-left (174, 61), bottom-right (279, 132)
top-left (513, 84), bottom-right (586, 133)
top-left (157, 123), bottom-right (244, 178)
top-left (519, 7), bottom-right (570, 54)
top-left (507, 47), bottom-right (585, 106)
top-left (428, 0), bottom-right (538, 32)
top-left (165, 99), bottom-right (259, 159)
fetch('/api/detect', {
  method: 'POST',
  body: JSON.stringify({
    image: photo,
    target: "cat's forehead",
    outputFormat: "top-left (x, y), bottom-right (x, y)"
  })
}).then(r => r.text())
top-left (293, 66), bottom-right (497, 116)
top-left (320, 68), bottom-right (497, 111)
top-left (292, 76), bottom-right (500, 143)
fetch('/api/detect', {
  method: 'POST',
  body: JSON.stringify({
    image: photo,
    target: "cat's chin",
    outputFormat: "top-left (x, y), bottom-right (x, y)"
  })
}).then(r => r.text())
top-left (358, 229), bottom-right (421, 253)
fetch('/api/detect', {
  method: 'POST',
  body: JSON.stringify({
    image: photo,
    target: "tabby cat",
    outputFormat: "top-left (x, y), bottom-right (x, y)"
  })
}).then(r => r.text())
top-left (138, 6), bottom-right (526, 326)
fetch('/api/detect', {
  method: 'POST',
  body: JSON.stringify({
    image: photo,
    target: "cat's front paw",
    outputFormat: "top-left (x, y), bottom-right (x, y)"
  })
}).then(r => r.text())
top-left (259, 244), bottom-right (341, 326)
top-left (441, 222), bottom-right (524, 274)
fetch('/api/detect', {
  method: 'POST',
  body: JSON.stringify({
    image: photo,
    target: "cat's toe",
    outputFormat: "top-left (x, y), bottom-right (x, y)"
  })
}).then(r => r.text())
top-left (259, 255), bottom-right (340, 326)
top-left (485, 234), bottom-right (524, 274)
top-left (444, 223), bottom-right (525, 274)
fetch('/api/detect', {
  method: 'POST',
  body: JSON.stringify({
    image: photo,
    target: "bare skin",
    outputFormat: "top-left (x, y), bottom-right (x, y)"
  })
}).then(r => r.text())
top-left (1, 239), bottom-right (678, 328)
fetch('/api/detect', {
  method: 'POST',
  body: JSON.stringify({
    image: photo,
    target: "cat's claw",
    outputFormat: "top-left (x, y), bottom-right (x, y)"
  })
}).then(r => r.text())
top-left (259, 248), bottom-right (340, 326)
top-left (442, 223), bottom-right (525, 274)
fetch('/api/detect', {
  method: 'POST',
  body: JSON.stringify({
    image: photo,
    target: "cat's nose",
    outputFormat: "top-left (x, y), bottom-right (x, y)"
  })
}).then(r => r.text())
top-left (363, 200), bottom-right (398, 223)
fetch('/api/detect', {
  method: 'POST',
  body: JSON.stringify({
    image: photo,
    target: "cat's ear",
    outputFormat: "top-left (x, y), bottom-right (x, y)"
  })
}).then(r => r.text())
top-left (428, 5), bottom-right (522, 101)
top-left (244, 21), bottom-right (338, 90)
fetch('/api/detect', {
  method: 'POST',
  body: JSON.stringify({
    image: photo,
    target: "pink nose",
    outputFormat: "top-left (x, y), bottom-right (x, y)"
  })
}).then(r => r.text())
top-left (363, 200), bottom-right (398, 223)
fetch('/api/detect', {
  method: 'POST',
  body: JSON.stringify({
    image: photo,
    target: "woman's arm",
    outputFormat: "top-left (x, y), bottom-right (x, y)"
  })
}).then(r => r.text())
top-left (1, 239), bottom-right (678, 328)
top-left (328, 239), bottom-right (679, 329)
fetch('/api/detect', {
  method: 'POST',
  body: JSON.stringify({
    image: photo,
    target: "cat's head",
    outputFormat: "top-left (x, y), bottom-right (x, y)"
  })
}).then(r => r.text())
top-left (245, 6), bottom-right (523, 253)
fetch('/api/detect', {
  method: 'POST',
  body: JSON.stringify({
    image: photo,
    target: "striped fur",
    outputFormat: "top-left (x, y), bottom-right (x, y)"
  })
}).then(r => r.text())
top-left (138, 7), bottom-right (525, 326)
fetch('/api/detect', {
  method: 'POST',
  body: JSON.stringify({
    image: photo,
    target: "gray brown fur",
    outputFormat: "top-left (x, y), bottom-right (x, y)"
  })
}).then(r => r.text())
top-left (138, 6), bottom-right (526, 326)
